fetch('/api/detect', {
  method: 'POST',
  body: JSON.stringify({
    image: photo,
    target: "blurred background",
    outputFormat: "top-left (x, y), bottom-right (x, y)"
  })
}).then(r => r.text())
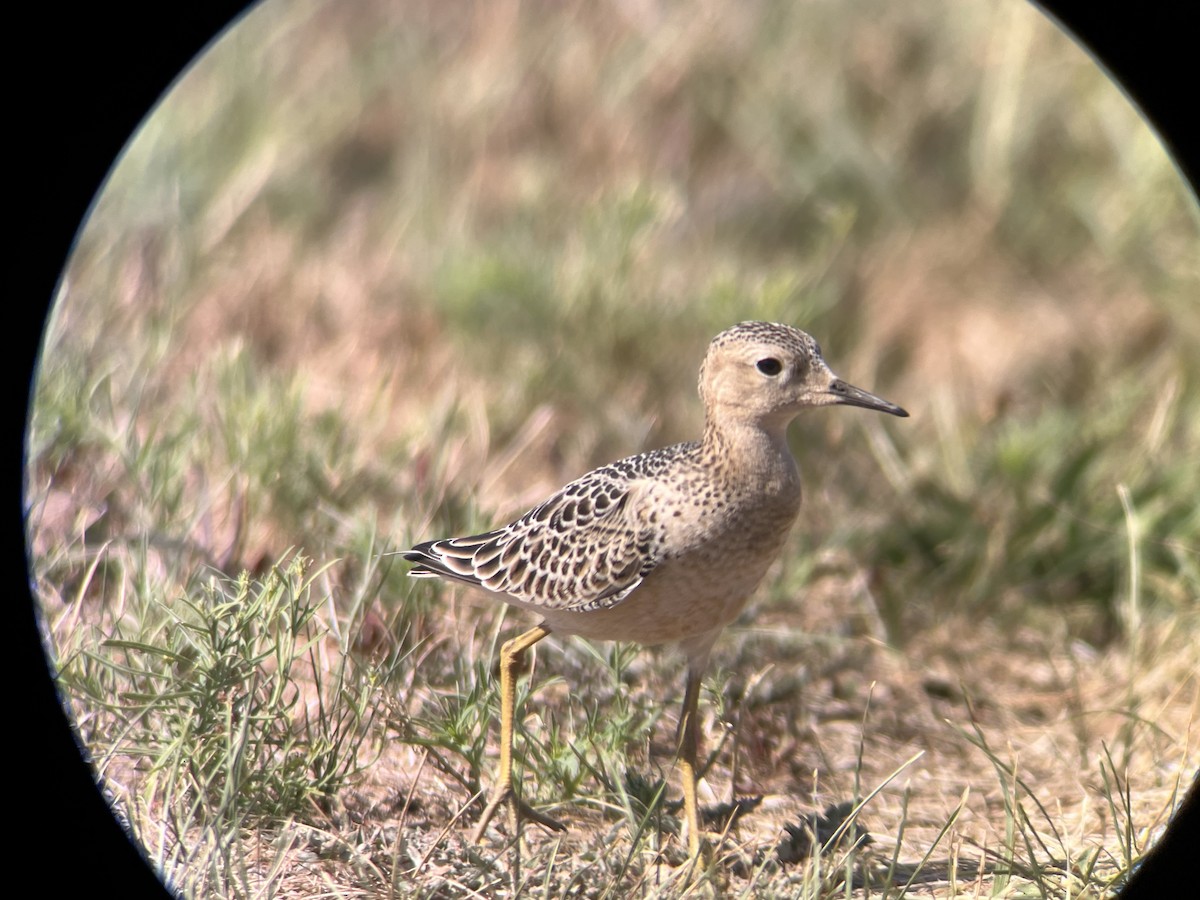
top-left (27, 0), bottom-right (1198, 896)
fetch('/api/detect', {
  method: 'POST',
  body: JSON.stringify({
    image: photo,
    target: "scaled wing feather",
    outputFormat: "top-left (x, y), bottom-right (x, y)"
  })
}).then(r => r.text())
top-left (403, 466), bottom-right (659, 612)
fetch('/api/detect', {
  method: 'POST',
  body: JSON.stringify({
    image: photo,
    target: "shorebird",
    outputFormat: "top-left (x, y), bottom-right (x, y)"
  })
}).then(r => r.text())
top-left (404, 321), bottom-right (908, 861)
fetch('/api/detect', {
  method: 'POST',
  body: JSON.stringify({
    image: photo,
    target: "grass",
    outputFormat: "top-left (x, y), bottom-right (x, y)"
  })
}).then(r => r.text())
top-left (27, 0), bottom-right (1199, 896)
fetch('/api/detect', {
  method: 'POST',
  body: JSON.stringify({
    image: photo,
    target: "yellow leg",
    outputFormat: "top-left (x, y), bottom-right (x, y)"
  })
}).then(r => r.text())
top-left (677, 666), bottom-right (709, 863)
top-left (471, 624), bottom-right (565, 843)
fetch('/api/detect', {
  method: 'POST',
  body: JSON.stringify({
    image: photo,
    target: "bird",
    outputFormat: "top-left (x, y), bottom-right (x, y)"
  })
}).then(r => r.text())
top-left (403, 320), bottom-right (908, 861)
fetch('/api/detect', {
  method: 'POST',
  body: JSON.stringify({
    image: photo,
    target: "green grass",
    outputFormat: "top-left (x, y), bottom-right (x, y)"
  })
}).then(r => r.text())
top-left (27, 0), bottom-right (1199, 896)
top-left (53, 554), bottom-right (381, 896)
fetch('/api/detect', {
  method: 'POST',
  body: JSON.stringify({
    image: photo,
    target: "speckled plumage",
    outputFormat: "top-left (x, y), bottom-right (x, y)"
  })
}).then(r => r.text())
top-left (406, 438), bottom-right (800, 649)
top-left (403, 320), bottom-right (908, 855)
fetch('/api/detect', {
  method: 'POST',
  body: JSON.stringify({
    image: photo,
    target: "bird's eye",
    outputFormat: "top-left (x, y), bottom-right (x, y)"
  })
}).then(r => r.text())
top-left (756, 357), bottom-right (783, 376)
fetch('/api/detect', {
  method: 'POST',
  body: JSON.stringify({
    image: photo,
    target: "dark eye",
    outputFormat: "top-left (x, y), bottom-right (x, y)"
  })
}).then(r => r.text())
top-left (756, 357), bottom-right (782, 376)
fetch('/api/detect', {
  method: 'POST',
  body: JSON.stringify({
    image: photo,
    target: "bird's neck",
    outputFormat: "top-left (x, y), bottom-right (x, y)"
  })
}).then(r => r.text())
top-left (701, 411), bottom-right (800, 488)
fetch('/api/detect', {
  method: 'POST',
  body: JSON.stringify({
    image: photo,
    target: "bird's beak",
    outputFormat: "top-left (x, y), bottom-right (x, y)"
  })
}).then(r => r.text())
top-left (826, 379), bottom-right (909, 417)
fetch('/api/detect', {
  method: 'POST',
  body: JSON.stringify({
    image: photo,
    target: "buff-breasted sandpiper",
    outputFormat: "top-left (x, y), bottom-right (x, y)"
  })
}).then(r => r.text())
top-left (404, 321), bottom-right (908, 861)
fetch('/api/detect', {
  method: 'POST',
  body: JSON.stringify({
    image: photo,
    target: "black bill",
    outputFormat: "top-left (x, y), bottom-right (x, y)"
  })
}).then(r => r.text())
top-left (827, 379), bottom-right (909, 417)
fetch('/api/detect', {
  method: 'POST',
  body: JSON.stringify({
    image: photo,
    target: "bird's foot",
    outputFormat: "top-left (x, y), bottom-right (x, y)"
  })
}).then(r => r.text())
top-left (471, 787), bottom-right (566, 843)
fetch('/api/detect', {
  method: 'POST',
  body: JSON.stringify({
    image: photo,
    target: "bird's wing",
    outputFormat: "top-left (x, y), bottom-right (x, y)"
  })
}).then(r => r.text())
top-left (404, 464), bottom-right (662, 612)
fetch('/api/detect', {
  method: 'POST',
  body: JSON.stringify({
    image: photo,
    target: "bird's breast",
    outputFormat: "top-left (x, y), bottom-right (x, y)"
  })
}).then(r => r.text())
top-left (532, 467), bottom-right (802, 646)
